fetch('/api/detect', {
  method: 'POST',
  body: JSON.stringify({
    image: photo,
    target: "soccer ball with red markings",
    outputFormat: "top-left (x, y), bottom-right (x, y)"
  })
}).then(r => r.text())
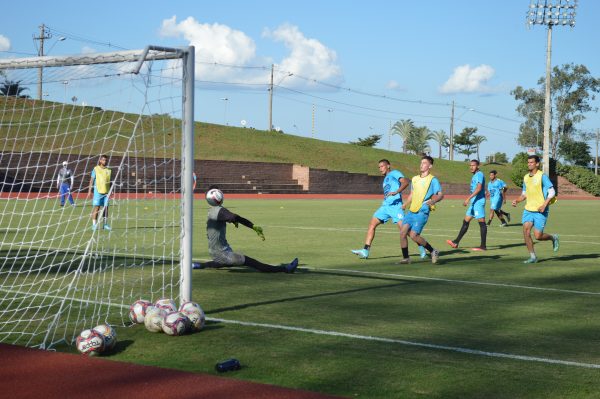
top-left (129, 299), bottom-right (152, 324)
top-left (76, 329), bottom-right (105, 356)
top-left (183, 309), bottom-right (206, 332)
top-left (93, 324), bottom-right (117, 352)
top-left (144, 306), bottom-right (166, 333)
top-left (154, 298), bottom-right (177, 313)
top-left (205, 188), bottom-right (223, 206)
top-left (162, 311), bottom-right (189, 336)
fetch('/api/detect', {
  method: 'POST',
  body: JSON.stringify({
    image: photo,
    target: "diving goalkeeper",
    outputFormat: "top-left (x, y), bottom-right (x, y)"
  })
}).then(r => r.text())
top-left (192, 187), bottom-right (298, 273)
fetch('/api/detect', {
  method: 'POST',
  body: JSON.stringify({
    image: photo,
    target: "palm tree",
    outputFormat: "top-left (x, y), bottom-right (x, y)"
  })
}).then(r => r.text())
top-left (390, 119), bottom-right (414, 153)
top-left (406, 126), bottom-right (432, 155)
top-left (0, 80), bottom-right (29, 97)
top-left (473, 135), bottom-right (487, 161)
top-left (431, 129), bottom-right (449, 159)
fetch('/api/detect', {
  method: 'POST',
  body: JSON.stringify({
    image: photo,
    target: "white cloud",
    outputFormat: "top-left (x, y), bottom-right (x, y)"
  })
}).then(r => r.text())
top-left (81, 46), bottom-right (96, 54)
top-left (158, 16), bottom-right (342, 88)
top-left (0, 34), bottom-right (11, 51)
top-left (262, 24), bottom-right (342, 86)
top-left (439, 64), bottom-right (495, 94)
top-left (386, 80), bottom-right (404, 91)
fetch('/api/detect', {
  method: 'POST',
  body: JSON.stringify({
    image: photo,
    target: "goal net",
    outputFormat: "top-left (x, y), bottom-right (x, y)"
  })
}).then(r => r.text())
top-left (0, 46), bottom-right (195, 349)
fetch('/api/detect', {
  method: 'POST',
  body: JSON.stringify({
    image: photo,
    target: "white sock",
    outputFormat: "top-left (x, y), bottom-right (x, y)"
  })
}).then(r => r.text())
top-left (530, 252), bottom-right (536, 259)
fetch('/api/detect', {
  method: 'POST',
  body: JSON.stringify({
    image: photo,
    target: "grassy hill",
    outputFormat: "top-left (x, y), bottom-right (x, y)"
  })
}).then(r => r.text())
top-left (0, 97), bottom-right (515, 186)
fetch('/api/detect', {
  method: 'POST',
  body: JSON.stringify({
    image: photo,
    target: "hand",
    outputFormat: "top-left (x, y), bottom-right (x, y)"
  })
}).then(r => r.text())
top-left (402, 203), bottom-right (407, 210)
top-left (233, 221), bottom-right (239, 228)
top-left (252, 225), bottom-right (265, 241)
top-left (463, 199), bottom-right (469, 207)
top-left (511, 200), bottom-right (517, 207)
top-left (538, 205), bottom-right (546, 213)
top-left (386, 191), bottom-right (396, 197)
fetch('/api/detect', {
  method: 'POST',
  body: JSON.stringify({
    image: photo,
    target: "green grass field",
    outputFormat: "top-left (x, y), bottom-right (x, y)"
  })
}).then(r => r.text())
top-left (26, 197), bottom-right (595, 398)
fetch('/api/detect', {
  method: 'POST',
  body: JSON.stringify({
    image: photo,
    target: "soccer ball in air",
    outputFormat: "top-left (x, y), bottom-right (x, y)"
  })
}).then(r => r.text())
top-left (93, 323), bottom-right (117, 352)
top-left (76, 329), bottom-right (105, 356)
top-left (154, 298), bottom-right (177, 313)
top-left (129, 299), bottom-right (152, 324)
top-left (144, 306), bottom-right (166, 333)
top-left (205, 188), bottom-right (223, 206)
top-left (162, 311), bottom-right (189, 336)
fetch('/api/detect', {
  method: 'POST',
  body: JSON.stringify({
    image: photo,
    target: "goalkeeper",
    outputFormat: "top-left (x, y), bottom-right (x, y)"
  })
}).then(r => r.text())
top-left (193, 187), bottom-right (298, 273)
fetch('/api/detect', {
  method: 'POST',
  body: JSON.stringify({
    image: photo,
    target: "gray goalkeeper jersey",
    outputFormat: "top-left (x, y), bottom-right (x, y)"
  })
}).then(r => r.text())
top-left (207, 206), bottom-right (230, 256)
top-left (57, 167), bottom-right (73, 185)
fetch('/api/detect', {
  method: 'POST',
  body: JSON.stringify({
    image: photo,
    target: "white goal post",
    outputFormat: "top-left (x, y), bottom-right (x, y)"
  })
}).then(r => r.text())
top-left (0, 46), bottom-right (194, 349)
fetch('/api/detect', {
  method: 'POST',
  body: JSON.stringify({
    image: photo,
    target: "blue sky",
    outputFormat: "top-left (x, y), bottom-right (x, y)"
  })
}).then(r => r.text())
top-left (2, 0), bottom-right (599, 160)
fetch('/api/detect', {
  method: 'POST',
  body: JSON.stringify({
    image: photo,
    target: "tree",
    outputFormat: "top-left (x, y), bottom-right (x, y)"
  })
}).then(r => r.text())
top-left (349, 134), bottom-right (382, 147)
top-left (485, 152), bottom-right (509, 164)
top-left (431, 129), bottom-right (449, 159)
top-left (512, 63), bottom-right (600, 157)
top-left (0, 80), bottom-right (29, 97)
top-left (511, 152), bottom-right (530, 188)
top-left (453, 127), bottom-right (478, 160)
top-left (390, 119), bottom-right (414, 153)
top-left (472, 135), bottom-right (487, 160)
top-left (558, 139), bottom-right (592, 166)
top-left (405, 126), bottom-right (432, 155)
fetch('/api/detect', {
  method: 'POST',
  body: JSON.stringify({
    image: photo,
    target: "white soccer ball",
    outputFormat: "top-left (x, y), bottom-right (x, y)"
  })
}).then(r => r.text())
top-left (93, 323), bottom-right (117, 352)
top-left (183, 309), bottom-right (206, 332)
top-left (154, 298), bottom-right (177, 313)
top-left (129, 299), bottom-right (152, 324)
top-left (179, 301), bottom-right (202, 314)
top-left (76, 329), bottom-right (105, 356)
top-left (162, 311), bottom-right (189, 336)
top-left (144, 306), bottom-right (166, 333)
top-left (205, 188), bottom-right (223, 206)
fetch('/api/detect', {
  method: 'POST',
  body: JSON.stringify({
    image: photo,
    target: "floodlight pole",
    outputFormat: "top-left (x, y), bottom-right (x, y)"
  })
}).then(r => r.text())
top-left (542, 25), bottom-right (552, 176)
top-left (449, 101), bottom-right (455, 161)
top-left (268, 64), bottom-right (274, 131)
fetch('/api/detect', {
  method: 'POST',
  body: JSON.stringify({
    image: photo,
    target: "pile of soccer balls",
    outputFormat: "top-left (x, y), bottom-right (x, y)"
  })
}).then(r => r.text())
top-left (76, 323), bottom-right (117, 356)
top-left (129, 298), bottom-right (206, 336)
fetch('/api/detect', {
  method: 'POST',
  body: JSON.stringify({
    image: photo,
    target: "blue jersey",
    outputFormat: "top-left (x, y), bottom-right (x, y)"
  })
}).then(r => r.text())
top-left (470, 171), bottom-right (485, 203)
top-left (382, 169), bottom-right (404, 206)
top-left (414, 177), bottom-right (443, 214)
top-left (487, 179), bottom-right (506, 201)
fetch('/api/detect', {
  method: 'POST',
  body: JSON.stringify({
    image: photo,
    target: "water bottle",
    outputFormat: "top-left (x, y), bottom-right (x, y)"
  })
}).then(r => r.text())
top-left (215, 358), bottom-right (241, 372)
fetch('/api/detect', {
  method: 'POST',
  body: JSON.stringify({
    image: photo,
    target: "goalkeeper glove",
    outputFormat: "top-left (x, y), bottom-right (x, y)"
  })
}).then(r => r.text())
top-left (233, 221), bottom-right (239, 228)
top-left (252, 225), bottom-right (265, 241)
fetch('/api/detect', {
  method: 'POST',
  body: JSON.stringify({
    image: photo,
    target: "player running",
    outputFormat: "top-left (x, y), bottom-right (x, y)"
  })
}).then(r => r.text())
top-left (351, 159), bottom-right (426, 260)
top-left (398, 156), bottom-right (443, 264)
top-left (56, 161), bottom-right (75, 207)
top-left (486, 170), bottom-right (510, 227)
top-left (446, 159), bottom-right (487, 251)
top-left (511, 155), bottom-right (559, 263)
top-left (87, 154), bottom-right (112, 231)
top-left (193, 187), bottom-right (298, 273)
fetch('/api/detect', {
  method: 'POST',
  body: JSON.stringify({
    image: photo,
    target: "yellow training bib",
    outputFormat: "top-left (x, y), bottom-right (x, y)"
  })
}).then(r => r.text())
top-left (94, 165), bottom-right (111, 194)
top-left (409, 174), bottom-right (435, 213)
top-left (523, 170), bottom-right (546, 212)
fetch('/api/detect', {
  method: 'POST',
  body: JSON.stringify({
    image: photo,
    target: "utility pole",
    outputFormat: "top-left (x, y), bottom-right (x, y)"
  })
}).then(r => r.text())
top-left (33, 24), bottom-right (52, 100)
top-left (595, 129), bottom-right (599, 176)
top-left (542, 24), bottom-right (552, 176)
top-left (449, 101), bottom-right (455, 161)
top-left (268, 64), bottom-right (273, 131)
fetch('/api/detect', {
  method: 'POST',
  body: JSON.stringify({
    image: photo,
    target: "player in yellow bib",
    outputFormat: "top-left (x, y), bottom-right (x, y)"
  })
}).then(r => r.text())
top-left (511, 155), bottom-right (559, 263)
top-left (398, 156), bottom-right (444, 264)
top-left (87, 154), bottom-right (112, 231)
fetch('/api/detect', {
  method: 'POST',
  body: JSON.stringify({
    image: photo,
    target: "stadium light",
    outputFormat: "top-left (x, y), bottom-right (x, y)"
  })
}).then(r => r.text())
top-left (526, 0), bottom-right (577, 175)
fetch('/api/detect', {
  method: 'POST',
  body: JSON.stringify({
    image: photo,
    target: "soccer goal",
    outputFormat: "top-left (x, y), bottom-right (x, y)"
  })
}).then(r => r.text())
top-left (0, 46), bottom-right (195, 349)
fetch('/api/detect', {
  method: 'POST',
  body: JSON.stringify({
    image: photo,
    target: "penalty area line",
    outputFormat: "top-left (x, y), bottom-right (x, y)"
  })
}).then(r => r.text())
top-left (209, 317), bottom-right (600, 369)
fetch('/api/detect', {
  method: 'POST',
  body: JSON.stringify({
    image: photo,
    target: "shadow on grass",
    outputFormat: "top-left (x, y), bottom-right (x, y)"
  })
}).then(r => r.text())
top-left (207, 280), bottom-right (420, 314)
top-left (538, 253), bottom-right (600, 263)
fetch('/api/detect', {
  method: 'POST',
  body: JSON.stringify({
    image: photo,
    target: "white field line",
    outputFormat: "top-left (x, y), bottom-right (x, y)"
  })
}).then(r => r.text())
top-left (314, 268), bottom-right (600, 296)
top-left (264, 225), bottom-right (600, 245)
top-left (3, 287), bottom-right (600, 369)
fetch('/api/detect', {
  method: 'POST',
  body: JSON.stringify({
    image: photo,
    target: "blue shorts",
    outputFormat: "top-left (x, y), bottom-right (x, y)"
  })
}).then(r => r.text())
top-left (522, 210), bottom-right (548, 232)
top-left (402, 211), bottom-right (429, 234)
top-left (373, 203), bottom-right (404, 224)
top-left (93, 193), bottom-right (109, 207)
top-left (466, 198), bottom-right (486, 219)
top-left (490, 197), bottom-right (503, 211)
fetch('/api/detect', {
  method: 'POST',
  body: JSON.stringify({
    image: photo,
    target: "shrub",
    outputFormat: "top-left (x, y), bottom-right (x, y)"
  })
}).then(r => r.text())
top-left (511, 152), bottom-right (529, 188)
top-left (559, 165), bottom-right (600, 196)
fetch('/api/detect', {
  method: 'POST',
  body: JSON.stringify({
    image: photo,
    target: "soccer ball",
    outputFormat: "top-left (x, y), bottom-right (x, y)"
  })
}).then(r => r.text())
top-left (76, 329), bottom-right (105, 356)
top-left (144, 306), bottom-right (166, 333)
top-left (129, 299), bottom-right (152, 324)
top-left (183, 309), bottom-right (206, 332)
top-left (205, 188), bottom-right (223, 206)
top-left (93, 323), bottom-right (117, 352)
top-left (162, 311), bottom-right (189, 336)
top-left (154, 298), bottom-right (177, 313)
top-left (179, 301), bottom-right (202, 314)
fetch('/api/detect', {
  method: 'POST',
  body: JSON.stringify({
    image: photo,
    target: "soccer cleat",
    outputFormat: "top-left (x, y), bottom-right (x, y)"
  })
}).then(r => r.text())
top-left (506, 213), bottom-right (511, 223)
top-left (103, 224), bottom-right (112, 231)
top-left (552, 234), bottom-right (560, 252)
top-left (446, 240), bottom-right (458, 249)
top-left (471, 247), bottom-right (486, 251)
top-left (351, 249), bottom-right (369, 259)
top-left (431, 250), bottom-right (440, 264)
top-left (418, 246), bottom-right (427, 259)
top-left (501, 223), bottom-right (508, 227)
top-left (523, 257), bottom-right (538, 264)
top-left (285, 258), bottom-right (299, 273)
top-left (192, 262), bottom-right (205, 270)
top-left (396, 258), bottom-right (411, 264)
